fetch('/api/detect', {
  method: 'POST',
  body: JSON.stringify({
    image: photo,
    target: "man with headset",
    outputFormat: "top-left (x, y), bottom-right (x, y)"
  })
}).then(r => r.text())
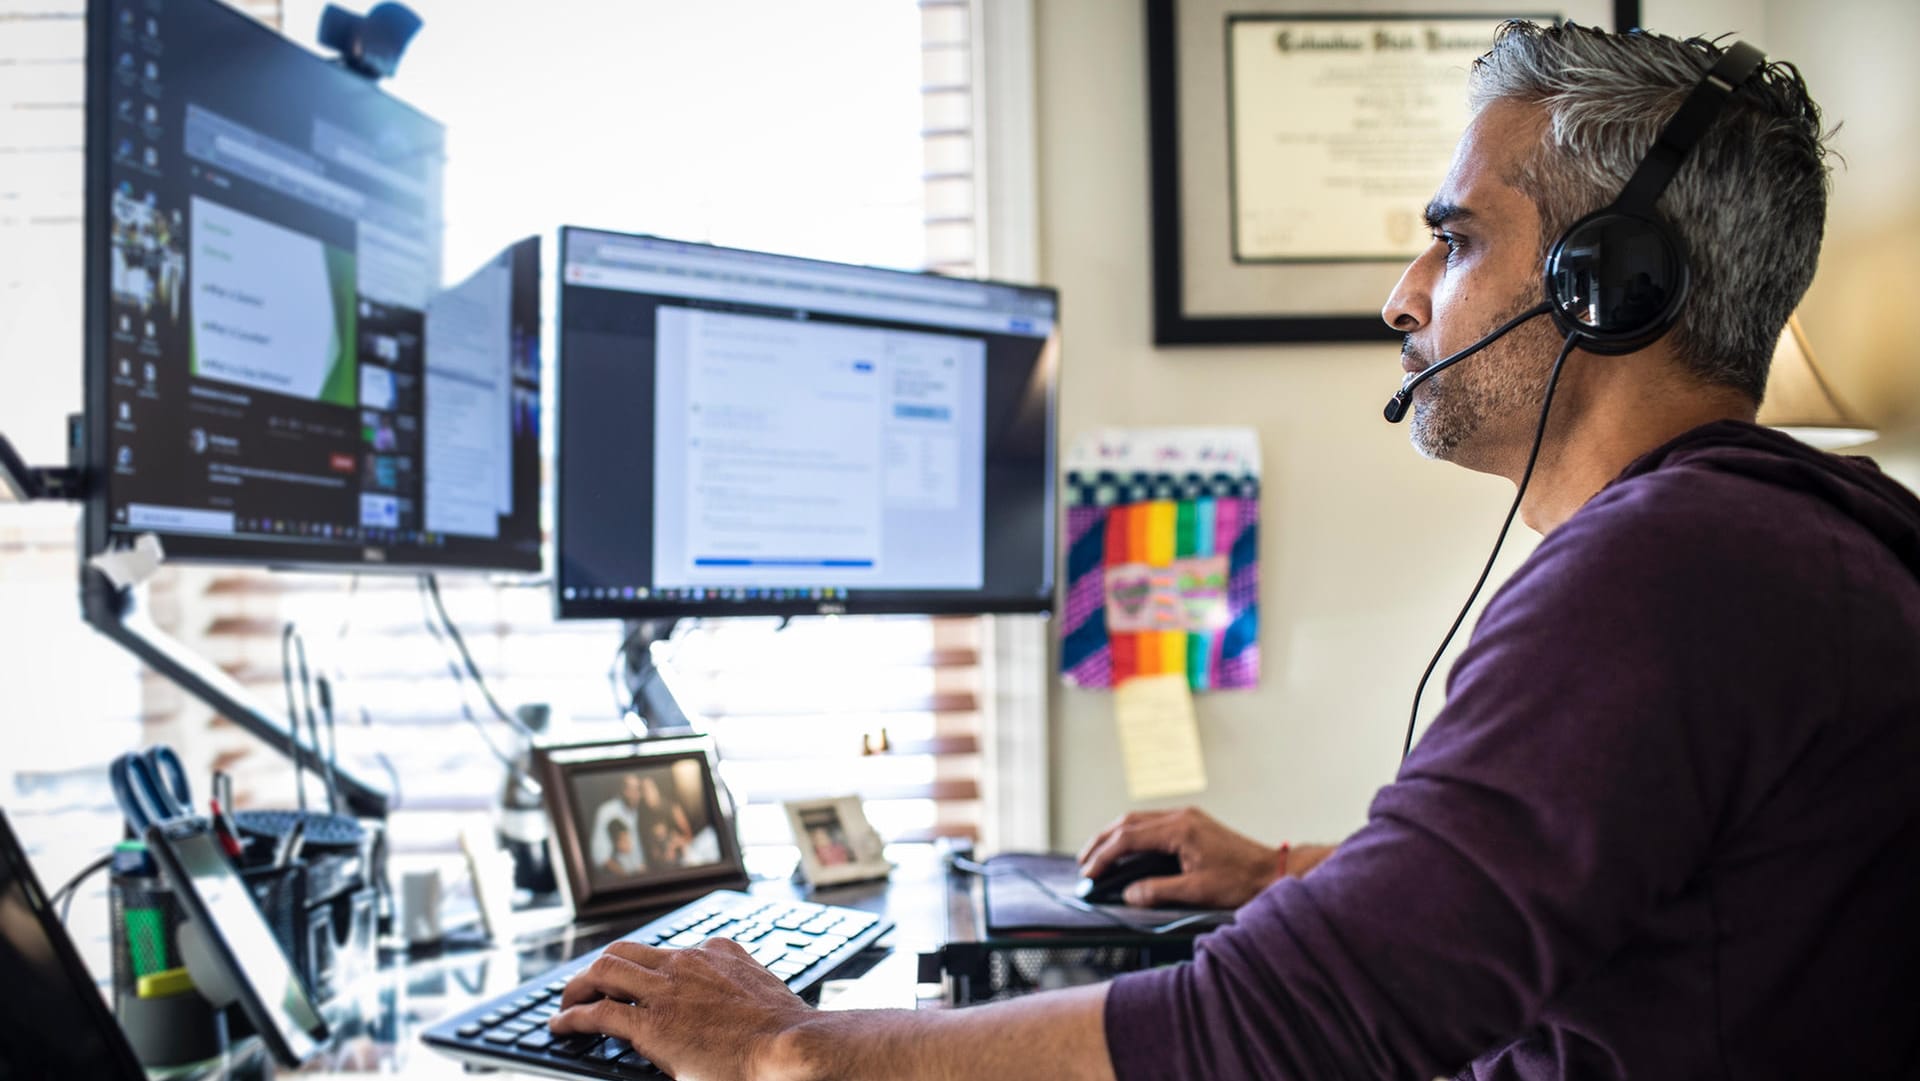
top-left (549, 22), bottom-right (1920, 1079)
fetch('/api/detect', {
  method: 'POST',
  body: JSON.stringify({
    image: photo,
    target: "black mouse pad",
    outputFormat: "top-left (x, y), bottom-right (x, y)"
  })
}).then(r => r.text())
top-left (980, 853), bottom-right (1230, 936)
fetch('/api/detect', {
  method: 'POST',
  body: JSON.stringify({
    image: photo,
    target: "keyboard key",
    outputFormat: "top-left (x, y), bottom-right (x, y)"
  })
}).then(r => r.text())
top-left (594, 1037), bottom-right (633, 1061)
top-left (483, 1029), bottom-right (522, 1046)
top-left (546, 980), bottom-right (570, 994)
top-left (617, 1049), bottom-right (653, 1068)
top-left (456, 1023), bottom-right (483, 1039)
top-left (516, 1028), bottom-right (558, 1052)
top-left (667, 930), bottom-right (705, 948)
top-left (478, 1012), bottom-right (506, 1027)
top-left (549, 1034), bottom-right (603, 1058)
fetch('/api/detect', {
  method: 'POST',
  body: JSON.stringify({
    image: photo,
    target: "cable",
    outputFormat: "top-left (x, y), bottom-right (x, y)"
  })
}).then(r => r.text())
top-left (416, 578), bottom-right (520, 769)
top-left (948, 856), bottom-right (1220, 936)
top-left (315, 674), bottom-right (342, 814)
top-left (290, 627), bottom-right (339, 815)
top-left (52, 853), bottom-right (114, 926)
top-left (280, 623), bottom-right (310, 814)
top-left (422, 574), bottom-right (532, 737)
top-left (1401, 330), bottom-right (1581, 761)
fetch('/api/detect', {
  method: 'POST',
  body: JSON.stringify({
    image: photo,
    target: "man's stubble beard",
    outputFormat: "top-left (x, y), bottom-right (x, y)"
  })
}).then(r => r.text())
top-left (1405, 292), bottom-right (1558, 468)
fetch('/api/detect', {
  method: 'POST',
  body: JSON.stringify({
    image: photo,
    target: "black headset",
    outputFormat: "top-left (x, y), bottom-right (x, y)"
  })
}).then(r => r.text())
top-left (1384, 39), bottom-right (1769, 422)
top-left (1541, 39), bottom-right (1768, 352)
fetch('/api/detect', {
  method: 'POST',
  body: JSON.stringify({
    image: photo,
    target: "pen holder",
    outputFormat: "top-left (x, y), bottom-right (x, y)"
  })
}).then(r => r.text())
top-left (109, 857), bottom-right (311, 1003)
top-left (116, 981), bottom-right (228, 1068)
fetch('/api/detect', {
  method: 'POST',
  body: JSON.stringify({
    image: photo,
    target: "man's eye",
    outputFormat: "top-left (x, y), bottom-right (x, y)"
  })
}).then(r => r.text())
top-left (1431, 231), bottom-right (1463, 261)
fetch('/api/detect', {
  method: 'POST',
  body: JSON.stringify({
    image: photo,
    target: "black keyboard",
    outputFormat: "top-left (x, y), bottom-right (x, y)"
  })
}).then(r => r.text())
top-left (422, 890), bottom-right (892, 1078)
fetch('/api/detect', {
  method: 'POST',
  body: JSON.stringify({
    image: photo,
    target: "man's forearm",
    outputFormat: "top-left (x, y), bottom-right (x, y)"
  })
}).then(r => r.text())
top-left (776, 983), bottom-right (1117, 1081)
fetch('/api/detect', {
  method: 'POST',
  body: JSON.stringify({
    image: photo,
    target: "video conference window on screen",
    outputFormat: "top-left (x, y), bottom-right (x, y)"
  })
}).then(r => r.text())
top-left (98, 0), bottom-right (540, 571)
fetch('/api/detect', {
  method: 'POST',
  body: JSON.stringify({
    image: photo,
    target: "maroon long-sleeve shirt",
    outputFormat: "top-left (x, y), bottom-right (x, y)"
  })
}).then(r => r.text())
top-left (1106, 421), bottom-right (1920, 1079)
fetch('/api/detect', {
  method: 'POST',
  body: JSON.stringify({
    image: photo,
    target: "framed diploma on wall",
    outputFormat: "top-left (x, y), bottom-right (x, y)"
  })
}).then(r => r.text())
top-left (1146, 0), bottom-right (1639, 344)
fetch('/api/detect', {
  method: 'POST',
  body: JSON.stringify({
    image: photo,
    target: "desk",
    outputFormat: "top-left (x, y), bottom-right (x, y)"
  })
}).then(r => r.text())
top-left (181, 846), bottom-right (953, 1080)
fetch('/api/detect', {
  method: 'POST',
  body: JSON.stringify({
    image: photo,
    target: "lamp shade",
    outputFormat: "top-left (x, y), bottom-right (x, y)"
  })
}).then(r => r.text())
top-left (1756, 315), bottom-right (1877, 449)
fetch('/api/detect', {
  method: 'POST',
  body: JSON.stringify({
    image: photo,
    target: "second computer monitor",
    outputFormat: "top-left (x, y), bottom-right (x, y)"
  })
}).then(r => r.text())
top-left (84, 0), bottom-right (542, 572)
top-left (556, 228), bottom-right (1058, 620)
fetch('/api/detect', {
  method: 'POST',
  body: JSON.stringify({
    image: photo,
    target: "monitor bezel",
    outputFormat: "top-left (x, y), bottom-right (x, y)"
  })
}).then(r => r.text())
top-left (81, 0), bottom-right (541, 575)
top-left (552, 225), bottom-right (1060, 622)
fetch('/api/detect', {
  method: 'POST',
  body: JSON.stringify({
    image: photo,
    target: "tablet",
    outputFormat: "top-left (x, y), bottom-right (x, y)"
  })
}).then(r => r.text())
top-left (145, 817), bottom-right (328, 1067)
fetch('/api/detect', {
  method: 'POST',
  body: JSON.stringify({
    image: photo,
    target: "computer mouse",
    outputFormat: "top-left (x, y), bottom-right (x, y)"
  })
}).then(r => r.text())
top-left (1075, 850), bottom-right (1184, 905)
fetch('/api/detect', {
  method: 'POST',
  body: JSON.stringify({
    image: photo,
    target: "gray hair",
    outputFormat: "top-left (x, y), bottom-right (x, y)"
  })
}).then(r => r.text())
top-left (1468, 22), bottom-right (1832, 401)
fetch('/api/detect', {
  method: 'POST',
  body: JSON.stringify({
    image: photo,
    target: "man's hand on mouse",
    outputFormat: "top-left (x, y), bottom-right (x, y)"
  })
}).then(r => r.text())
top-left (1077, 808), bottom-right (1329, 909)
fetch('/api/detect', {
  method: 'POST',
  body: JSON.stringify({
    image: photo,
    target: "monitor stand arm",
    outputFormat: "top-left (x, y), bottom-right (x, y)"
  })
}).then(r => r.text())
top-left (79, 568), bottom-right (390, 819)
top-left (0, 430), bottom-right (83, 503)
top-left (3, 421), bottom-right (390, 819)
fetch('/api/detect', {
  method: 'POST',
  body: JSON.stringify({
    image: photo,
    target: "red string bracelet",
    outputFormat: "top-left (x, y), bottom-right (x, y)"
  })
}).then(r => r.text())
top-left (1277, 841), bottom-right (1292, 879)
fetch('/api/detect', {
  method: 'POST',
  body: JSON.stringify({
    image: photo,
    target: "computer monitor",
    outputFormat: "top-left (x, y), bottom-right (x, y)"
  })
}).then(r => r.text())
top-left (83, 0), bottom-right (542, 572)
top-left (556, 228), bottom-right (1058, 620)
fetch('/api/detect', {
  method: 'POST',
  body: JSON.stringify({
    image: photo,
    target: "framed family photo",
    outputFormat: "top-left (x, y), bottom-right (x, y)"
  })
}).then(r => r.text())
top-left (537, 734), bottom-right (748, 919)
top-left (782, 796), bottom-right (891, 888)
top-left (1146, 0), bottom-right (1639, 344)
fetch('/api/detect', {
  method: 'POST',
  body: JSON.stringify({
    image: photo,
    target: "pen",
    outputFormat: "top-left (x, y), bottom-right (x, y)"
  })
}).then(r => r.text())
top-left (209, 770), bottom-right (244, 858)
top-left (274, 818), bottom-right (307, 869)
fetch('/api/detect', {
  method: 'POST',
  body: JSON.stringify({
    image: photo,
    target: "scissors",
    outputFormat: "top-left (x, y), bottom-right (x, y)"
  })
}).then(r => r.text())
top-left (109, 745), bottom-right (193, 835)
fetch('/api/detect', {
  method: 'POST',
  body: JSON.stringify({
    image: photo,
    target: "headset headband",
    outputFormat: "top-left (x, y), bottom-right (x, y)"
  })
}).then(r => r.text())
top-left (1613, 41), bottom-right (1767, 216)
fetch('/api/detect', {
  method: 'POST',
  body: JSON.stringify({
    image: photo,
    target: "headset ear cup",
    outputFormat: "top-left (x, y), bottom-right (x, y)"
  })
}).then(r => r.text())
top-left (1543, 210), bottom-right (1690, 355)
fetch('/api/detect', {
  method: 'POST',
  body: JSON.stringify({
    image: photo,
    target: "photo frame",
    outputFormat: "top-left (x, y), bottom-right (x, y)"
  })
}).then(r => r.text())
top-left (536, 734), bottom-right (748, 920)
top-left (782, 796), bottom-right (890, 888)
top-left (1146, 0), bottom-right (1638, 345)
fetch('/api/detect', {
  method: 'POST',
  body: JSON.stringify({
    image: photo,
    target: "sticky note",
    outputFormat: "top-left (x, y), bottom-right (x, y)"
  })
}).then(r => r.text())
top-left (1113, 673), bottom-right (1208, 800)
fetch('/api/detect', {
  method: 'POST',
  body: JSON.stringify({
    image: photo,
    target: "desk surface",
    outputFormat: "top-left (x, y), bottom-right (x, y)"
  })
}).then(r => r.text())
top-left (183, 846), bottom-right (951, 1080)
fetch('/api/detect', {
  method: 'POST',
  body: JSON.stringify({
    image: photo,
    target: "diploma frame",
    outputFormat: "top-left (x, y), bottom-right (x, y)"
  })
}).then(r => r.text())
top-left (1146, 0), bottom-right (1640, 344)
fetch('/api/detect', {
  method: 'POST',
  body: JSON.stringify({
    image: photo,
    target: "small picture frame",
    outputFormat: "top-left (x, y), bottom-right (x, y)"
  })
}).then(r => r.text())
top-left (782, 796), bottom-right (890, 887)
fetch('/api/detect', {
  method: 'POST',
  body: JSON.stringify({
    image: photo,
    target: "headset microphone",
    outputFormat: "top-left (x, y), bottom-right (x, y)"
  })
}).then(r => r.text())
top-left (1383, 301), bottom-right (1551, 423)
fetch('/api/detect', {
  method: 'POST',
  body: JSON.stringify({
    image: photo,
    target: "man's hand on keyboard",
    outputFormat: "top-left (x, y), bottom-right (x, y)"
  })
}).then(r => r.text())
top-left (551, 937), bottom-right (813, 1081)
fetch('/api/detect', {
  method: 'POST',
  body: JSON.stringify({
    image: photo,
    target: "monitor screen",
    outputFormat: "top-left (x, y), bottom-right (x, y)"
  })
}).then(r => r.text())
top-left (556, 228), bottom-right (1058, 619)
top-left (84, 0), bottom-right (542, 572)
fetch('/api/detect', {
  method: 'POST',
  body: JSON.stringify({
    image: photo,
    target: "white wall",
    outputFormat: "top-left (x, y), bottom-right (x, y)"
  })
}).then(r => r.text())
top-left (1037, 1), bottom-right (1532, 848)
top-left (1036, 0), bottom-right (1918, 850)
